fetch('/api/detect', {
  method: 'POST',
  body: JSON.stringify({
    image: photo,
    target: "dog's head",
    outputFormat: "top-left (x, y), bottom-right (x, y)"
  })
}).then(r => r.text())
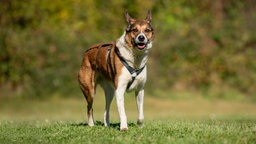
top-left (124, 11), bottom-right (154, 51)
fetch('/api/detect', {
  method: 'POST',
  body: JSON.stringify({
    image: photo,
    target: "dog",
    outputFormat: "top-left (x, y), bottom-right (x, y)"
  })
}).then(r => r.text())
top-left (78, 11), bottom-right (154, 131)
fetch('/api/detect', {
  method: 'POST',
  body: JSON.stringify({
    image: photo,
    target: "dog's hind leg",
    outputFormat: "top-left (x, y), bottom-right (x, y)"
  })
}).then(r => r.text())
top-left (78, 64), bottom-right (96, 127)
top-left (102, 82), bottom-right (115, 127)
top-left (85, 90), bottom-right (95, 127)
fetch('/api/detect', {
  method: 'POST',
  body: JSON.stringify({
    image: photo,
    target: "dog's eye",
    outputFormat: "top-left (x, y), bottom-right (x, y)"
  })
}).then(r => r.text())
top-left (145, 29), bottom-right (151, 33)
top-left (132, 29), bottom-right (138, 33)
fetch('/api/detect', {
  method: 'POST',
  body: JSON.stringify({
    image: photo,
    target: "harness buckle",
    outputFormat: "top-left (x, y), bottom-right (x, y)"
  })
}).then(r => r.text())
top-left (131, 72), bottom-right (137, 78)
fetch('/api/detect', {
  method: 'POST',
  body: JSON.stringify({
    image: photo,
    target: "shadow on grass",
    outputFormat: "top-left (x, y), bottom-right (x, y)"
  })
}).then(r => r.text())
top-left (70, 121), bottom-right (136, 130)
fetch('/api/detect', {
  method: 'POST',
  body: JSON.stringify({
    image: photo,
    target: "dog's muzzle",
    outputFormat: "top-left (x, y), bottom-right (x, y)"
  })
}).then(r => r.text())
top-left (134, 33), bottom-right (148, 50)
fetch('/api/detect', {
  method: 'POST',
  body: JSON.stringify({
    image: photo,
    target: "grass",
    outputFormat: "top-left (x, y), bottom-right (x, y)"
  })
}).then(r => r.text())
top-left (0, 92), bottom-right (256, 143)
top-left (0, 119), bottom-right (255, 144)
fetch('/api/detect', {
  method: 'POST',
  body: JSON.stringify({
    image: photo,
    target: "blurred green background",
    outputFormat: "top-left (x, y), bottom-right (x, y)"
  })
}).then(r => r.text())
top-left (0, 0), bottom-right (256, 100)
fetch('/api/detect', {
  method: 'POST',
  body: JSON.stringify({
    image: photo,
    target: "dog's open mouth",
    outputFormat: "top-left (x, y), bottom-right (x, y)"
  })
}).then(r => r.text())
top-left (137, 43), bottom-right (146, 50)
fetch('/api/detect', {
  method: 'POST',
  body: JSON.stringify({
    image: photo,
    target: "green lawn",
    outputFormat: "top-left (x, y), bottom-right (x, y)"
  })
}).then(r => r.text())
top-left (0, 119), bottom-right (255, 144)
top-left (0, 95), bottom-right (256, 143)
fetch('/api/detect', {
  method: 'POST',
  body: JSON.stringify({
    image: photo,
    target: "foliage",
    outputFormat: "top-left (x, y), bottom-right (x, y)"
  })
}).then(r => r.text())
top-left (0, 0), bottom-right (256, 98)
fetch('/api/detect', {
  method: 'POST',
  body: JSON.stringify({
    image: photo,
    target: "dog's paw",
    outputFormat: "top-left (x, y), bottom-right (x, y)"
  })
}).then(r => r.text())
top-left (137, 119), bottom-right (144, 128)
top-left (120, 127), bottom-right (128, 132)
top-left (88, 122), bottom-right (95, 127)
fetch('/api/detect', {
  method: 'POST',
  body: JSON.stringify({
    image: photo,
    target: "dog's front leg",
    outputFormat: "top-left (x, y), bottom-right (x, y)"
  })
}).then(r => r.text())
top-left (115, 88), bottom-right (128, 131)
top-left (136, 89), bottom-right (144, 127)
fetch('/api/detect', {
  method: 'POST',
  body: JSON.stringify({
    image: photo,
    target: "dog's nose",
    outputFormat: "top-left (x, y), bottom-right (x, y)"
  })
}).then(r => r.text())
top-left (138, 35), bottom-right (145, 42)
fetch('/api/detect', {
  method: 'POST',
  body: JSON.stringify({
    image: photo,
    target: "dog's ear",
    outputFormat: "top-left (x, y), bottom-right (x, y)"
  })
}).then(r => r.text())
top-left (125, 11), bottom-right (136, 32)
top-left (125, 11), bottom-right (136, 24)
top-left (145, 10), bottom-right (152, 23)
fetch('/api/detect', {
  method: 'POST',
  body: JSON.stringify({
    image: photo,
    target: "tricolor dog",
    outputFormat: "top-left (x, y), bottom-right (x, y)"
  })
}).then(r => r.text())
top-left (78, 11), bottom-right (154, 131)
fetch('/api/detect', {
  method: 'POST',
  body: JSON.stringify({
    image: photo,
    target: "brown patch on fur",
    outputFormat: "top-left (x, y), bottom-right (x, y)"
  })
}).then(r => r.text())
top-left (78, 42), bottom-right (125, 123)
top-left (78, 42), bottom-right (123, 96)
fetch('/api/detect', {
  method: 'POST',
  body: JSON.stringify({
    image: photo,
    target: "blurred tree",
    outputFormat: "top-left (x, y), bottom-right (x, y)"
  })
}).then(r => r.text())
top-left (0, 0), bottom-right (255, 99)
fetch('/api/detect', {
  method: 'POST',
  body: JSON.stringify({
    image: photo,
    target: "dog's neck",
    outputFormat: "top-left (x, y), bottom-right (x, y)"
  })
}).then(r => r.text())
top-left (116, 32), bottom-right (150, 70)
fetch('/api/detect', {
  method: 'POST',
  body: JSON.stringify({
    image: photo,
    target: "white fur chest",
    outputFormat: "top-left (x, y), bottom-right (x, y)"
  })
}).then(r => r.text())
top-left (116, 32), bottom-right (150, 70)
top-left (118, 66), bottom-right (147, 92)
top-left (115, 32), bottom-right (149, 92)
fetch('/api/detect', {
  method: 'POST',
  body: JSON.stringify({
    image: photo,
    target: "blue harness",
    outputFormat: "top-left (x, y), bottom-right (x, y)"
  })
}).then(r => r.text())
top-left (114, 47), bottom-right (146, 89)
top-left (96, 42), bottom-right (145, 90)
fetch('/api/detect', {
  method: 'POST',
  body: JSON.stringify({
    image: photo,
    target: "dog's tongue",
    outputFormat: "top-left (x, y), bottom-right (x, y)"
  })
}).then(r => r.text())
top-left (138, 44), bottom-right (145, 49)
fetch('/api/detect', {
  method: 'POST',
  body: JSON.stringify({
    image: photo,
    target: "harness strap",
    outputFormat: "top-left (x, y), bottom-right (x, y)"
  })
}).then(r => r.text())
top-left (106, 46), bottom-right (111, 68)
top-left (95, 42), bottom-right (114, 69)
top-left (94, 42), bottom-right (146, 90)
top-left (114, 48), bottom-right (146, 89)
